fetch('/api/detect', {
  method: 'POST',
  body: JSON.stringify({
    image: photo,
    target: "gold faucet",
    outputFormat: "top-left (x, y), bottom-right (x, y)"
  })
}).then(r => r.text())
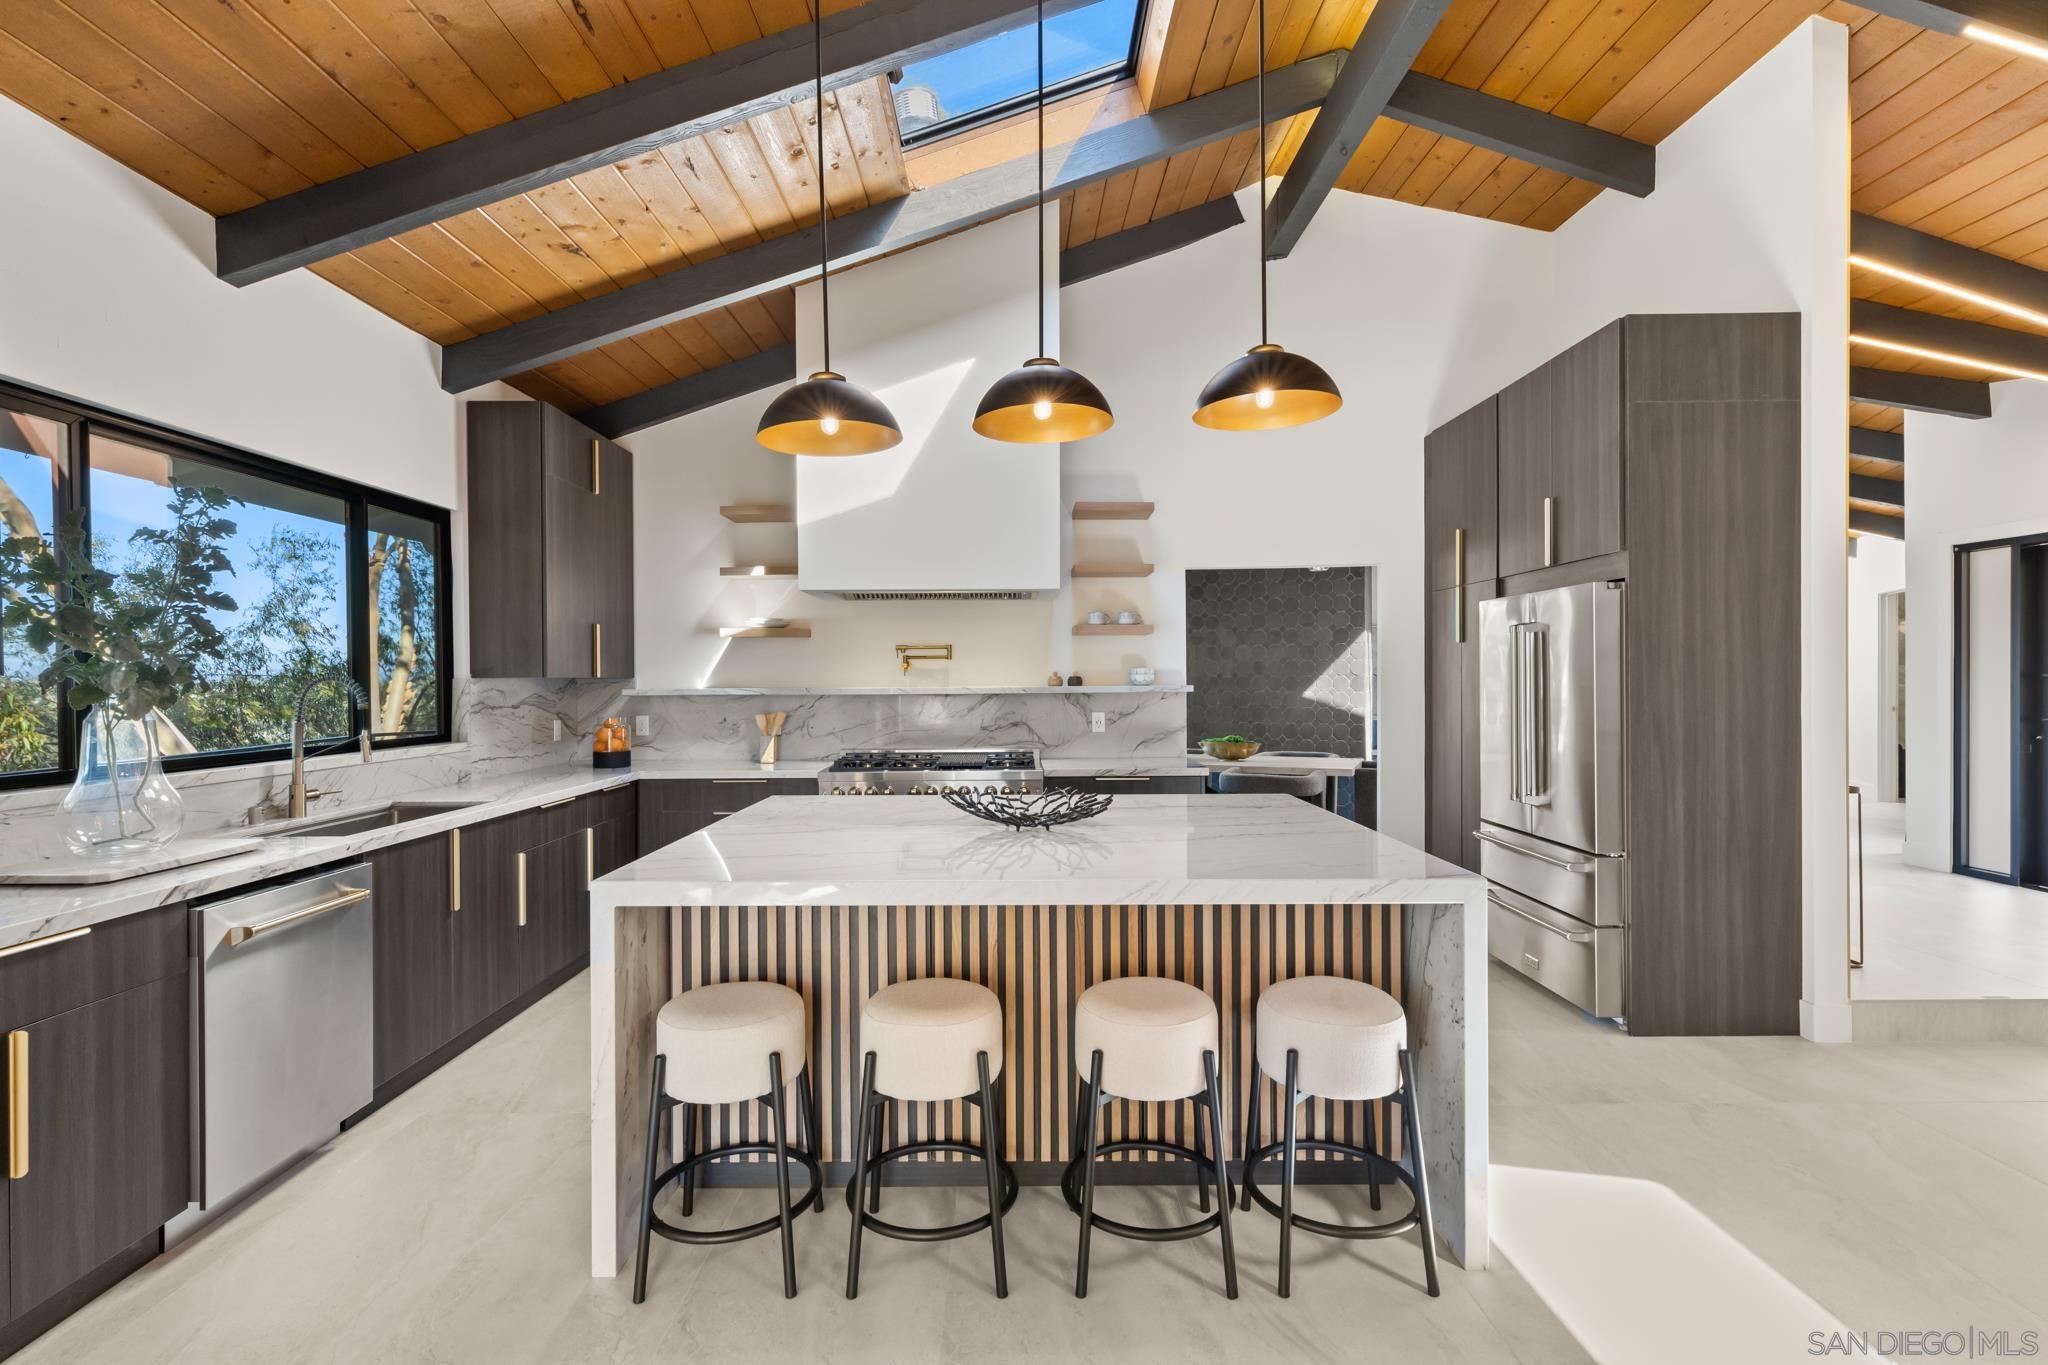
top-left (896, 644), bottom-right (952, 675)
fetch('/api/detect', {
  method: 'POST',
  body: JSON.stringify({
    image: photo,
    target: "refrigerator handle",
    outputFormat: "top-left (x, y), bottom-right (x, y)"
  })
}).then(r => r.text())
top-left (1508, 623), bottom-right (1524, 803)
top-left (1515, 623), bottom-right (1551, 807)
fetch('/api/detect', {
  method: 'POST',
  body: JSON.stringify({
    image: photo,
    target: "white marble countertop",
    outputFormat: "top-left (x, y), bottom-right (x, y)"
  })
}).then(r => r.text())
top-left (591, 793), bottom-right (1478, 909)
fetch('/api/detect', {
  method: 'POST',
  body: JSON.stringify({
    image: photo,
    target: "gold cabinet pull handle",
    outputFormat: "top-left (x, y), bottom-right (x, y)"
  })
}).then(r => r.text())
top-left (7, 1030), bottom-right (25, 1180)
top-left (590, 438), bottom-right (601, 495)
top-left (540, 795), bottom-right (577, 809)
top-left (710, 779), bottom-right (768, 785)
top-left (226, 887), bottom-right (371, 947)
top-left (516, 852), bottom-right (528, 927)
top-left (450, 828), bottom-right (462, 912)
top-left (585, 827), bottom-right (595, 884)
top-left (0, 925), bottom-right (91, 959)
top-left (592, 621), bottom-right (603, 678)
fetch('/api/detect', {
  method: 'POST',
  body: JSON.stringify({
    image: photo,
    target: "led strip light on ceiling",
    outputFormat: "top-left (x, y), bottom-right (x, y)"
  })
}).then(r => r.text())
top-left (1964, 24), bottom-right (2048, 65)
top-left (1849, 254), bottom-right (2048, 332)
top-left (1849, 332), bottom-right (2048, 384)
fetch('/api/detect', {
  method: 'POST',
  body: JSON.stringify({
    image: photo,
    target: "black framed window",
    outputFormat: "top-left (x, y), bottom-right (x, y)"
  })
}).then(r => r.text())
top-left (0, 378), bottom-right (451, 790)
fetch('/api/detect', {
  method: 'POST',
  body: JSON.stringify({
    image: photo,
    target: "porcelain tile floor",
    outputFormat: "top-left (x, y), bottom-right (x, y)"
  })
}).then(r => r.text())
top-left (18, 966), bottom-right (2048, 1364)
top-left (1852, 800), bottom-right (2048, 999)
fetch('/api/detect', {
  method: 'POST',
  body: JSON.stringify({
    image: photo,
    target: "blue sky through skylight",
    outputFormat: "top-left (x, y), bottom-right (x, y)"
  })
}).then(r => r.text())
top-left (896, 0), bottom-right (1142, 133)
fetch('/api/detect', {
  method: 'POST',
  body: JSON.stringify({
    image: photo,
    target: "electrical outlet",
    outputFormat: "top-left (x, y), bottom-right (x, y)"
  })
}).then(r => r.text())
top-left (634, 714), bottom-right (648, 738)
top-left (551, 718), bottom-right (562, 742)
top-left (1090, 711), bottom-right (1106, 733)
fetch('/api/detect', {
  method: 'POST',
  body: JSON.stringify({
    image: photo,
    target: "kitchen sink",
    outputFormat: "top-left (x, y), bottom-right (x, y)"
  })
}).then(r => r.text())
top-left (252, 800), bottom-right (479, 839)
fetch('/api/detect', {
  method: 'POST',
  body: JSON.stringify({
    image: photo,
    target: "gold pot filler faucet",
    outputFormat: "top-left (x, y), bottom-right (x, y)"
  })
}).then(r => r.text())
top-left (896, 644), bottom-right (952, 675)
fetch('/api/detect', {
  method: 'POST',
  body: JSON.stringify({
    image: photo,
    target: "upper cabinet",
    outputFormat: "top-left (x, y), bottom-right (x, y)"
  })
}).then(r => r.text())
top-left (1424, 396), bottom-right (1498, 592)
top-left (1497, 321), bottom-right (1624, 578)
top-left (467, 402), bottom-right (635, 679)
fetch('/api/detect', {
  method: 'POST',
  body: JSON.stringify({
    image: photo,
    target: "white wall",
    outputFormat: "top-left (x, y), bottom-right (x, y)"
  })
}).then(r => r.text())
top-left (629, 19), bottom-right (1850, 886)
top-left (1847, 533), bottom-right (1905, 796)
top-left (0, 94), bottom-right (466, 510)
top-left (1903, 381), bottom-right (2048, 871)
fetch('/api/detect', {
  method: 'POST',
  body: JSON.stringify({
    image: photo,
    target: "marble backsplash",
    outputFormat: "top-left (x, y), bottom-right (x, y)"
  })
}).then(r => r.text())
top-left (0, 681), bottom-right (1184, 856)
top-left (624, 690), bottom-right (1187, 763)
top-left (0, 678), bottom-right (626, 858)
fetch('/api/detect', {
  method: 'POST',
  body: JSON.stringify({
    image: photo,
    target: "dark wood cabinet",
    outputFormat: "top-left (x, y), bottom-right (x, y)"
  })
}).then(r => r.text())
top-left (1424, 396), bottom-right (1498, 592)
top-left (1, 902), bottom-right (186, 1350)
top-left (1424, 583), bottom-right (1492, 873)
top-left (369, 833), bottom-right (456, 1086)
top-left (6, 977), bottom-right (188, 1321)
top-left (451, 813), bottom-right (529, 1036)
top-left (1046, 775), bottom-right (1208, 795)
top-left (1497, 321), bottom-right (1624, 578)
top-left (466, 401), bottom-right (634, 679)
top-left (638, 778), bottom-right (814, 853)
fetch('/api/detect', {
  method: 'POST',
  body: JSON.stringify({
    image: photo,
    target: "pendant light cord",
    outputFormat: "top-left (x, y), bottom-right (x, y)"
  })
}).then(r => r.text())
top-left (1257, 0), bottom-right (1268, 346)
top-left (1037, 0), bottom-right (1047, 359)
top-left (816, 1), bottom-right (830, 375)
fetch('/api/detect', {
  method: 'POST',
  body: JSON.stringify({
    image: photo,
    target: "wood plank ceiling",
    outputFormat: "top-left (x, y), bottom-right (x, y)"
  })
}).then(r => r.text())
top-left (3, 0), bottom-right (2047, 490)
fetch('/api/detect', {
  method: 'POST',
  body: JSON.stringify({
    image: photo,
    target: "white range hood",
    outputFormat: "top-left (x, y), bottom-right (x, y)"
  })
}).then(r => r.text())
top-left (796, 210), bottom-right (1062, 600)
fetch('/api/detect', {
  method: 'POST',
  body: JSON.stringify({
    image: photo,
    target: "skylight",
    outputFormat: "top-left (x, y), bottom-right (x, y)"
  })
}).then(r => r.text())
top-left (892, 0), bottom-right (1146, 144)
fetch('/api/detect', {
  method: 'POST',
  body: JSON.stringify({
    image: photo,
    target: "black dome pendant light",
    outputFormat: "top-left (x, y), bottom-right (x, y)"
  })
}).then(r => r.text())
top-left (972, 0), bottom-right (1114, 444)
top-left (1192, 0), bottom-right (1341, 431)
top-left (757, 3), bottom-right (902, 456)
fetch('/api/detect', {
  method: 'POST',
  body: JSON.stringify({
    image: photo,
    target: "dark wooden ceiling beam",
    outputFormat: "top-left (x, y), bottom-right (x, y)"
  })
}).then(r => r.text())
top-left (1850, 510), bottom-right (1904, 539)
top-left (1849, 365), bottom-right (1992, 419)
top-left (1850, 474), bottom-right (1905, 507)
top-left (214, 0), bottom-right (1092, 286)
top-left (1850, 426), bottom-right (1906, 463)
top-left (1851, 0), bottom-right (2048, 45)
top-left (1383, 74), bottom-right (1655, 199)
top-left (442, 53), bottom-right (1343, 393)
top-left (1852, 298), bottom-right (2048, 377)
top-left (585, 199), bottom-right (1251, 436)
top-left (1060, 195), bottom-right (1245, 286)
top-left (1852, 213), bottom-right (2048, 321)
top-left (1264, 0), bottom-right (1452, 260)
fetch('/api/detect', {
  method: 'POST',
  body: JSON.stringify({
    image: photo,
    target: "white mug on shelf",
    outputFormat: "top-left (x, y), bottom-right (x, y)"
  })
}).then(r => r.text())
top-left (1117, 610), bottom-right (1142, 625)
top-left (1087, 610), bottom-right (1109, 625)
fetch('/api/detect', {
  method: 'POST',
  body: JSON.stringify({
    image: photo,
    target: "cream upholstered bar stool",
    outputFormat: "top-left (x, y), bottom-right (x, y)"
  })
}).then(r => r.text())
top-left (844, 978), bottom-right (1017, 1299)
top-left (633, 982), bottom-right (822, 1302)
top-left (1063, 977), bottom-right (1237, 1300)
top-left (1238, 975), bottom-right (1439, 1298)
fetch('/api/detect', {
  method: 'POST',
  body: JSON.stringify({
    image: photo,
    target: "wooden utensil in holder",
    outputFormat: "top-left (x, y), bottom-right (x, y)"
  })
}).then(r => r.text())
top-left (757, 711), bottom-right (788, 764)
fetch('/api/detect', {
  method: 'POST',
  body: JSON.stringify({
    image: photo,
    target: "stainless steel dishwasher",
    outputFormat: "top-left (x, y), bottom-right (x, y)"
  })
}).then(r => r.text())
top-left (193, 862), bottom-right (374, 1209)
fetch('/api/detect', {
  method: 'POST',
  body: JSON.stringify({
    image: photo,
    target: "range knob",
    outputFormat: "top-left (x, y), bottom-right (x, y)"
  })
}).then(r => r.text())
top-left (1000, 783), bottom-right (1017, 795)
top-left (830, 787), bottom-right (847, 796)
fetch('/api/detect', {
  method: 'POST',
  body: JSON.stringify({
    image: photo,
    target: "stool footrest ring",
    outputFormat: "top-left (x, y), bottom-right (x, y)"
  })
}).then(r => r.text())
top-left (648, 1141), bottom-right (823, 1246)
top-left (1061, 1139), bottom-right (1228, 1242)
top-left (846, 1139), bottom-right (1019, 1243)
top-left (1241, 1138), bottom-right (1421, 1240)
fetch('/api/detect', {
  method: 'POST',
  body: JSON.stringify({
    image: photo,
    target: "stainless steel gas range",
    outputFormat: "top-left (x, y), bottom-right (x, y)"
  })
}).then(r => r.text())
top-left (820, 748), bottom-right (1043, 796)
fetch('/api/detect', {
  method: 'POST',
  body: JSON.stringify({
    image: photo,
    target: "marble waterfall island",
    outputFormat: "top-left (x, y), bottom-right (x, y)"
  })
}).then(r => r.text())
top-left (589, 794), bottom-right (1489, 1276)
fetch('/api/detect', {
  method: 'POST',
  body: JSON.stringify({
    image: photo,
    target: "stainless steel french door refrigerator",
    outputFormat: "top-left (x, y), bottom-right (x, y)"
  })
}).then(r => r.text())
top-left (1478, 580), bottom-right (1628, 1020)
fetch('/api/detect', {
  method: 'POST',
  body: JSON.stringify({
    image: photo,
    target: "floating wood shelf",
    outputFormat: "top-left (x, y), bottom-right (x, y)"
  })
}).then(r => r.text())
top-left (720, 504), bottom-right (793, 523)
top-left (720, 565), bottom-right (798, 578)
top-left (1071, 563), bottom-right (1154, 578)
top-left (1072, 501), bottom-right (1154, 520)
top-left (718, 624), bottom-right (811, 638)
top-left (1073, 623), bottom-right (1154, 636)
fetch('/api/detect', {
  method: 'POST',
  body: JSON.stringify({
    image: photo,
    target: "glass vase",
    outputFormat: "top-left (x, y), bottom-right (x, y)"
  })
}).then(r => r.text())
top-left (60, 707), bottom-right (185, 857)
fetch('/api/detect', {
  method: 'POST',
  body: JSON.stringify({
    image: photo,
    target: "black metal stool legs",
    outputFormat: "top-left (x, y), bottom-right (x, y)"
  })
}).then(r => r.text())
top-left (1280, 1048), bottom-right (1299, 1298)
top-left (844, 1051), bottom-right (877, 1299)
top-left (1239, 1046), bottom-right (1441, 1300)
top-left (845, 1050), bottom-right (1017, 1301)
top-left (977, 1051), bottom-right (1010, 1298)
top-left (632, 1054), bottom-right (667, 1305)
top-left (678, 1100), bottom-right (697, 1217)
top-left (1074, 1049), bottom-right (1104, 1298)
top-left (1239, 1060), bottom-right (1263, 1213)
top-left (767, 1053), bottom-right (798, 1300)
top-left (1066, 1048), bottom-right (1237, 1301)
top-left (1401, 1050), bottom-right (1441, 1297)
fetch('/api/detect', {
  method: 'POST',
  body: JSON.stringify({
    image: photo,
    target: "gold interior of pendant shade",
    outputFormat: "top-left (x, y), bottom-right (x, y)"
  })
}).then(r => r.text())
top-left (756, 371), bottom-right (903, 456)
top-left (1192, 344), bottom-right (1343, 431)
top-left (973, 358), bottom-right (1115, 443)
